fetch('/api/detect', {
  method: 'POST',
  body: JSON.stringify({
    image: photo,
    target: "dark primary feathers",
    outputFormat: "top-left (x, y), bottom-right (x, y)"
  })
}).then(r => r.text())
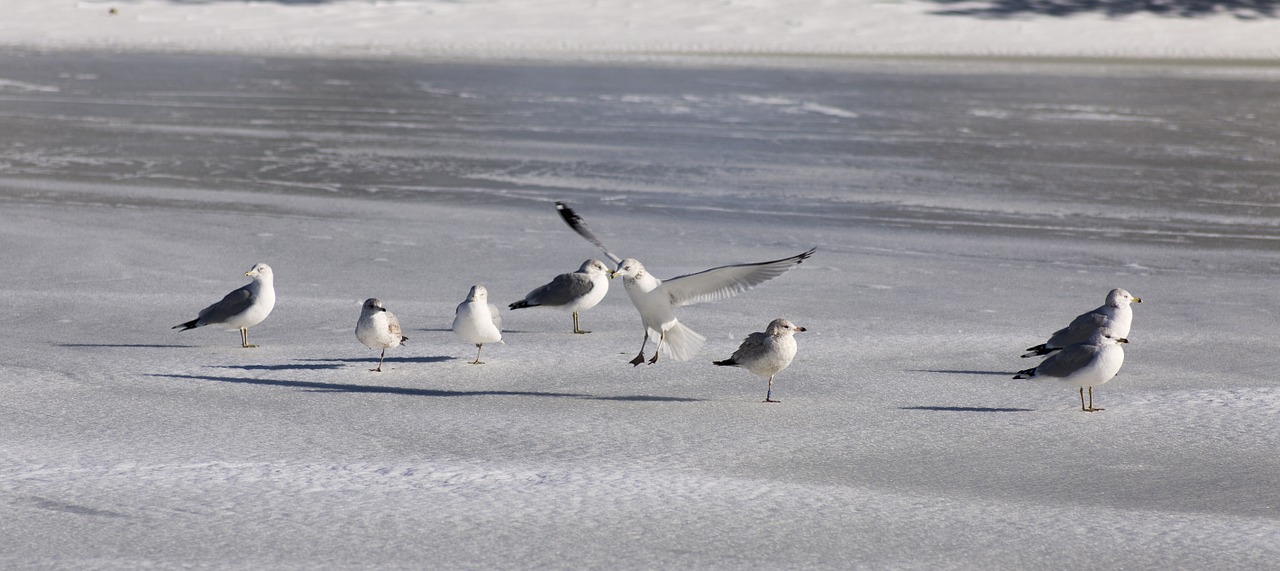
top-left (172, 286), bottom-right (253, 330)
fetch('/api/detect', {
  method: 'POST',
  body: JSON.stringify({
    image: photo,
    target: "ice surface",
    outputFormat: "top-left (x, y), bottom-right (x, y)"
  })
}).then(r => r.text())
top-left (2, 52), bottom-right (1279, 568)
top-left (3, 0), bottom-right (1280, 60)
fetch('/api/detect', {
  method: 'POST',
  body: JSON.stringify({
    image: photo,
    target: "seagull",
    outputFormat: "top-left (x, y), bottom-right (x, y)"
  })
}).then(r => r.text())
top-left (1022, 288), bottom-right (1141, 358)
top-left (173, 263), bottom-right (276, 348)
top-left (714, 318), bottom-right (807, 403)
top-left (356, 298), bottom-right (407, 372)
top-left (555, 201), bottom-right (815, 366)
top-left (508, 259), bottom-right (610, 334)
top-left (1014, 328), bottom-right (1128, 412)
top-left (453, 285), bottom-right (503, 364)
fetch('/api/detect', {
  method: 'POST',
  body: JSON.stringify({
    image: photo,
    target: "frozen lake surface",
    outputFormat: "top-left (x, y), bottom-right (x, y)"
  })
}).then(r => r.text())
top-left (2, 52), bottom-right (1279, 568)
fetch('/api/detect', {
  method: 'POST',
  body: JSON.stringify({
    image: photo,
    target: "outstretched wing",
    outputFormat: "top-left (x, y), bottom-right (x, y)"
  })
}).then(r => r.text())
top-left (659, 248), bottom-right (816, 308)
top-left (556, 201), bottom-right (623, 266)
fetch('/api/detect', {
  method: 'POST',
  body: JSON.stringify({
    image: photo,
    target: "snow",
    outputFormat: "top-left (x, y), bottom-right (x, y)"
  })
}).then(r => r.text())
top-left (0, 0), bottom-right (1278, 60)
top-left (2, 2), bottom-right (1280, 569)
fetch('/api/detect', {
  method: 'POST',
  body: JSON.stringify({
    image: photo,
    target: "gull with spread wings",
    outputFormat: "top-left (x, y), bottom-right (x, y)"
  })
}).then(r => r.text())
top-left (555, 201), bottom-right (815, 366)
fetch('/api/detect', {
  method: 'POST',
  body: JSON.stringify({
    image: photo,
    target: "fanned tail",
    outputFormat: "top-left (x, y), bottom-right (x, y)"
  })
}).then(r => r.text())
top-left (660, 320), bottom-right (707, 362)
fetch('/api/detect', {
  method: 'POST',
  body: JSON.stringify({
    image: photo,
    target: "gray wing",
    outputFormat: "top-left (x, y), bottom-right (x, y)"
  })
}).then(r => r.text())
top-left (489, 304), bottom-right (503, 331)
top-left (659, 248), bottom-right (815, 308)
top-left (1046, 310), bottom-right (1108, 348)
top-left (197, 285), bottom-right (255, 324)
top-left (1032, 343), bottom-right (1101, 379)
top-left (525, 272), bottom-right (595, 307)
top-left (387, 312), bottom-right (404, 339)
top-left (730, 331), bottom-right (769, 362)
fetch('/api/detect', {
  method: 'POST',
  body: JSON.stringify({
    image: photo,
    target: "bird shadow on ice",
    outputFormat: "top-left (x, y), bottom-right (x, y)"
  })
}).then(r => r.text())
top-left (294, 356), bottom-right (457, 365)
top-left (147, 373), bottom-right (703, 402)
top-left (927, 0), bottom-right (1276, 18)
top-left (150, 373), bottom-right (591, 398)
top-left (59, 343), bottom-right (198, 349)
top-left (910, 369), bottom-right (1014, 376)
top-left (901, 405), bottom-right (1034, 413)
top-left (210, 363), bottom-right (347, 371)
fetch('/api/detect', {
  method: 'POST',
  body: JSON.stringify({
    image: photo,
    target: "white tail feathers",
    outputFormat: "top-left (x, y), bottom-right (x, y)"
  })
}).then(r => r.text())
top-left (657, 320), bottom-right (707, 362)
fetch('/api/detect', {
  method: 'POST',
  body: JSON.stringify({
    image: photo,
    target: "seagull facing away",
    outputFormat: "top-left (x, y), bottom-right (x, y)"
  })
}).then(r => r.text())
top-left (173, 262), bottom-right (276, 348)
top-left (1014, 328), bottom-right (1128, 412)
top-left (1022, 288), bottom-right (1141, 358)
top-left (714, 318), bottom-right (807, 403)
top-left (508, 259), bottom-right (610, 334)
top-left (453, 285), bottom-right (503, 365)
top-left (554, 200), bottom-right (815, 366)
top-left (356, 298), bottom-right (407, 372)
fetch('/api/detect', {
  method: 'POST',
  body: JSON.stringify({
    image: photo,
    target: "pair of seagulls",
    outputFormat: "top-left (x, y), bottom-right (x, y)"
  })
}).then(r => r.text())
top-left (1015, 288), bottom-right (1142, 412)
top-left (169, 263), bottom-right (412, 372)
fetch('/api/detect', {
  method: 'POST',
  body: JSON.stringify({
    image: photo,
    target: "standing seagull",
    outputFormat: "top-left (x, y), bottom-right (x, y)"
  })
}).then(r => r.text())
top-left (714, 318), bottom-right (807, 403)
top-left (356, 298), bottom-right (408, 372)
top-left (1014, 328), bottom-right (1128, 412)
top-left (508, 259), bottom-right (610, 334)
top-left (555, 201), bottom-right (815, 365)
top-left (1022, 288), bottom-right (1141, 358)
top-left (173, 263), bottom-right (276, 348)
top-left (453, 285), bottom-right (503, 364)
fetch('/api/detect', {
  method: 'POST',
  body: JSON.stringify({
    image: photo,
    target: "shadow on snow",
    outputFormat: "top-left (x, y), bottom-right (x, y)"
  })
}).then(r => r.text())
top-left (928, 0), bottom-right (1276, 18)
top-left (148, 373), bottom-right (705, 402)
top-left (901, 405), bottom-right (1035, 412)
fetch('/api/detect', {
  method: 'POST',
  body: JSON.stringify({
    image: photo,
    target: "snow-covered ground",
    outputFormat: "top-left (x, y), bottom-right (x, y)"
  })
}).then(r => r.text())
top-left (4, 0), bottom-right (1280, 60)
top-left (2, 3), bottom-right (1279, 569)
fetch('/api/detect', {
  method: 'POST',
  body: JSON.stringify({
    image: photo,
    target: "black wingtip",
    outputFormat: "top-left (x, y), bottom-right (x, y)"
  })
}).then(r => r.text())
top-left (172, 319), bottom-right (198, 331)
top-left (1020, 344), bottom-right (1053, 358)
top-left (508, 301), bottom-right (534, 310)
top-left (713, 359), bottom-right (736, 367)
top-left (1012, 367), bottom-right (1037, 379)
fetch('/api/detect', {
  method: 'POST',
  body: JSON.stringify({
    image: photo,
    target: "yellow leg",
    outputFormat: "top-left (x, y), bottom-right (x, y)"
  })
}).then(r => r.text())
top-left (240, 327), bottom-right (258, 348)
top-left (470, 344), bottom-right (485, 365)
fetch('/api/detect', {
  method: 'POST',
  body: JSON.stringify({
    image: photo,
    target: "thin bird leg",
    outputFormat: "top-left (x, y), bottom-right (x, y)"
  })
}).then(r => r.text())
top-left (372, 349), bottom-right (386, 372)
top-left (764, 375), bottom-right (780, 403)
top-left (240, 327), bottom-right (257, 348)
top-left (1086, 386), bottom-right (1104, 412)
top-left (573, 312), bottom-right (590, 335)
top-left (471, 344), bottom-right (485, 365)
top-left (1079, 387), bottom-right (1086, 412)
top-left (647, 330), bottom-right (665, 365)
top-left (629, 333), bottom-right (649, 366)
